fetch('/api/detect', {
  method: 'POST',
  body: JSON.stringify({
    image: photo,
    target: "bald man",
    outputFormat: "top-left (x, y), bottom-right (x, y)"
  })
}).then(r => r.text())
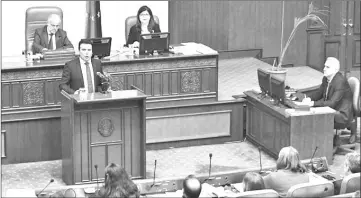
top-left (302, 57), bottom-right (354, 141)
top-left (182, 175), bottom-right (202, 198)
top-left (32, 14), bottom-right (73, 54)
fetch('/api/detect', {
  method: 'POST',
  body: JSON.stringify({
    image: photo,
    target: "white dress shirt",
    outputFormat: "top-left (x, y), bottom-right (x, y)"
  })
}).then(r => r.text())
top-left (79, 58), bottom-right (95, 92)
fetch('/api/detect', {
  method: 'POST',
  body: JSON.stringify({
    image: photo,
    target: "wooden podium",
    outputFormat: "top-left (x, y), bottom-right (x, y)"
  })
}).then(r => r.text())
top-left (61, 90), bottom-right (147, 185)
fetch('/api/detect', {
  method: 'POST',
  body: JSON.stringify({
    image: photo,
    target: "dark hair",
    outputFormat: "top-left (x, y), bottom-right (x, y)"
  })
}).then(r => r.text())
top-left (182, 175), bottom-right (202, 198)
top-left (276, 146), bottom-right (307, 173)
top-left (242, 172), bottom-right (265, 192)
top-left (136, 5), bottom-right (156, 33)
top-left (78, 39), bottom-right (93, 50)
top-left (96, 163), bottom-right (139, 198)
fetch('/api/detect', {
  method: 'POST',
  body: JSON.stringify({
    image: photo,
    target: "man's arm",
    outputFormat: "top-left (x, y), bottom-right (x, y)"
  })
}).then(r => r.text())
top-left (61, 30), bottom-right (74, 49)
top-left (313, 81), bottom-right (345, 108)
top-left (32, 30), bottom-right (45, 54)
top-left (307, 77), bottom-right (327, 102)
top-left (59, 62), bottom-right (75, 94)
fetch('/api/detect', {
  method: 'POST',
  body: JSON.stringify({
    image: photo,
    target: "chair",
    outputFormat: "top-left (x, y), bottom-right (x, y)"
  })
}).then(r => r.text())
top-left (335, 77), bottom-right (360, 154)
top-left (340, 173), bottom-right (360, 194)
top-left (286, 181), bottom-right (335, 197)
top-left (325, 192), bottom-right (358, 198)
top-left (25, 6), bottom-right (63, 52)
top-left (237, 189), bottom-right (279, 198)
top-left (124, 15), bottom-right (160, 43)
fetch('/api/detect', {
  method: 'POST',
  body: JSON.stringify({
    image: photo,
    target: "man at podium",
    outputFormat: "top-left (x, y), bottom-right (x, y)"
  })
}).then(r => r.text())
top-left (59, 39), bottom-right (102, 94)
top-left (33, 14), bottom-right (74, 54)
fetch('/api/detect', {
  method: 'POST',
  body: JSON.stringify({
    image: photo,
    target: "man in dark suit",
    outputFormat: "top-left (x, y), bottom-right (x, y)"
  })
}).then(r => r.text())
top-left (59, 39), bottom-right (102, 94)
top-left (32, 14), bottom-right (73, 54)
top-left (302, 57), bottom-right (355, 143)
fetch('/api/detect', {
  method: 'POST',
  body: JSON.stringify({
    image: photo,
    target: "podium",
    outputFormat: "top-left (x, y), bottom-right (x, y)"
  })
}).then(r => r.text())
top-left (61, 90), bottom-right (147, 185)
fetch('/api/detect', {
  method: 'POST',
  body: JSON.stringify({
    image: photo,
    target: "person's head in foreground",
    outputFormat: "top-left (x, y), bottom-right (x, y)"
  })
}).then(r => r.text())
top-left (344, 152), bottom-right (360, 176)
top-left (182, 175), bottom-right (202, 198)
top-left (276, 146), bottom-right (307, 173)
top-left (47, 14), bottom-right (61, 35)
top-left (242, 172), bottom-right (265, 192)
top-left (136, 5), bottom-right (156, 31)
top-left (97, 163), bottom-right (139, 198)
top-left (323, 57), bottom-right (340, 79)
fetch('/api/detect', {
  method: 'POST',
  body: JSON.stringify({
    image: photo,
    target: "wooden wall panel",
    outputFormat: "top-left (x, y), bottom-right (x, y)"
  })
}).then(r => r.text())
top-left (1, 118), bottom-right (61, 164)
top-left (169, 1), bottom-right (229, 50)
top-left (169, 1), bottom-right (309, 66)
top-left (307, 30), bottom-right (325, 71)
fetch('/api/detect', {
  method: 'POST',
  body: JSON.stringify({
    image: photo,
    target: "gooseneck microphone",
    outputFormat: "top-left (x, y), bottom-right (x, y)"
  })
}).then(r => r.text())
top-left (37, 179), bottom-right (54, 197)
top-left (208, 153), bottom-right (213, 179)
top-left (258, 147), bottom-right (265, 174)
top-left (151, 160), bottom-right (157, 187)
top-left (95, 165), bottom-right (100, 190)
top-left (310, 146), bottom-right (318, 172)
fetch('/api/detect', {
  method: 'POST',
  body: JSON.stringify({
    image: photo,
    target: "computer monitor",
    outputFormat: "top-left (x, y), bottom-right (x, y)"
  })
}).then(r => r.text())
top-left (270, 74), bottom-right (285, 103)
top-left (257, 68), bottom-right (271, 95)
top-left (80, 37), bottom-right (112, 59)
top-left (139, 32), bottom-right (170, 55)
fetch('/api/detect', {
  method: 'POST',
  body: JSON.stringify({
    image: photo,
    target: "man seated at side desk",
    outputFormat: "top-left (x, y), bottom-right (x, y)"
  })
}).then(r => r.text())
top-left (292, 57), bottom-right (354, 144)
top-left (32, 14), bottom-right (74, 54)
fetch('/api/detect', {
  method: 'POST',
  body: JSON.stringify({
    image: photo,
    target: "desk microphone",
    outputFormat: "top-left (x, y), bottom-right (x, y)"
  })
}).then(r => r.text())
top-left (258, 147), bottom-right (265, 174)
top-left (309, 146), bottom-right (318, 172)
top-left (203, 153), bottom-right (213, 183)
top-left (95, 165), bottom-right (100, 190)
top-left (150, 160), bottom-right (157, 188)
top-left (37, 179), bottom-right (54, 197)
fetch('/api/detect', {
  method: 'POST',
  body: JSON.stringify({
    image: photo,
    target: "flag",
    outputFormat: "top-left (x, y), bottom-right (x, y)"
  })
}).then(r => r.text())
top-left (85, 1), bottom-right (102, 38)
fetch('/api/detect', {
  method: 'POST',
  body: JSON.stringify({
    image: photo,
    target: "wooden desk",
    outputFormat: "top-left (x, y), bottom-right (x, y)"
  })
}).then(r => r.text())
top-left (244, 90), bottom-right (335, 164)
top-left (61, 90), bottom-right (147, 185)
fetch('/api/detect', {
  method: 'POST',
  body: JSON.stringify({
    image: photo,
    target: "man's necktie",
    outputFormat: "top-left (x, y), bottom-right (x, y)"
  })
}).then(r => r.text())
top-left (85, 62), bottom-right (94, 93)
top-left (324, 79), bottom-right (330, 100)
top-left (48, 33), bottom-right (54, 50)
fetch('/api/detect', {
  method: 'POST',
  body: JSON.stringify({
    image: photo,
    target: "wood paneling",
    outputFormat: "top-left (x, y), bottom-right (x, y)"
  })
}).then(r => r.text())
top-left (307, 30), bottom-right (325, 71)
top-left (169, 1), bottom-right (229, 50)
top-left (1, 118), bottom-right (62, 164)
top-left (146, 100), bottom-right (245, 150)
top-left (169, 1), bottom-right (309, 66)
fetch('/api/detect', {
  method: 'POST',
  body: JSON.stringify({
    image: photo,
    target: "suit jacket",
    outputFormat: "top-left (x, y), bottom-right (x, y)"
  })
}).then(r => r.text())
top-left (32, 25), bottom-right (74, 54)
top-left (125, 23), bottom-right (161, 46)
top-left (308, 72), bottom-right (354, 125)
top-left (59, 58), bottom-right (102, 94)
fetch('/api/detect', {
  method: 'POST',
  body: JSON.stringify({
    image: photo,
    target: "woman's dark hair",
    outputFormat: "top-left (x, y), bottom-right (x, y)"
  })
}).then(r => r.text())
top-left (136, 5), bottom-right (156, 33)
top-left (96, 163), bottom-right (139, 198)
top-left (242, 172), bottom-right (265, 192)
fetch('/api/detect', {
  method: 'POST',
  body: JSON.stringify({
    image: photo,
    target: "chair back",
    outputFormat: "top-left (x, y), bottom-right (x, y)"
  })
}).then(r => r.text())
top-left (25, 7), bottom-right (63, 51)
top-left (124, 15), bottom-right (159, 43)
top-left (325, 192), bottom-right (358, 198)
top-left (286, 181), bottom-right (334, 197)
top-left (340, 173), bottom-right (360, 194)
top-left (348, 77), bottom-right (360, 117)
top-left (237, 189), bottom-right (279, 198)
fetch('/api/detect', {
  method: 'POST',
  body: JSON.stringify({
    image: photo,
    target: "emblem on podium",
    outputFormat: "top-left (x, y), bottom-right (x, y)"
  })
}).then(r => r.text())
top-left (98, 118), bottom-right (114, 137)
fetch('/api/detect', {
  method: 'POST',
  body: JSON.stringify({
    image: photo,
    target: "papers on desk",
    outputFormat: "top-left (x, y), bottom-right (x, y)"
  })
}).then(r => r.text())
top-left (285, 106), bottom-right (336, 116)
top-left (174, 42), bottom-right (218, 55)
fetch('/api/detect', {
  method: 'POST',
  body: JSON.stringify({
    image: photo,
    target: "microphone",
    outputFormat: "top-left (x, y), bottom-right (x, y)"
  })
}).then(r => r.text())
top-left (309, 146), bottom-right (318, 172)
top-left (208, 153), bottom-right (212, 179)
top-left (258, 147), bottom-right (265, 174)
top-left (94, 165), bottom-right (100, 190)
top-left (151, 160), bottom-right (157, 187)
top-left (37, 179), bottom-right (54, 197)
top-left (203, 153), bottom-right (214, 183)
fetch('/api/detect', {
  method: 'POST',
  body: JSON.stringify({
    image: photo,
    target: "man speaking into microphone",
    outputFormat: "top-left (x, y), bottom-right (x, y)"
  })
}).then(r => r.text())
top-left (59, 39), bottom-right (104, 94)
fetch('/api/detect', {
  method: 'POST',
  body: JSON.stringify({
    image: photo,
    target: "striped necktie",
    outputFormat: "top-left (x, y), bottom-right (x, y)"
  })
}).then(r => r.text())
top-left (85, 61), bottom-right (94, 93)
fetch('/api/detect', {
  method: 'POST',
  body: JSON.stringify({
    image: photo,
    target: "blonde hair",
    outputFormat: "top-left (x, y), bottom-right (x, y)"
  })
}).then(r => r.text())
top-left (345, 152), bottom-right (360, 173)
top-left (276, 146), bottom-right (307, 173)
